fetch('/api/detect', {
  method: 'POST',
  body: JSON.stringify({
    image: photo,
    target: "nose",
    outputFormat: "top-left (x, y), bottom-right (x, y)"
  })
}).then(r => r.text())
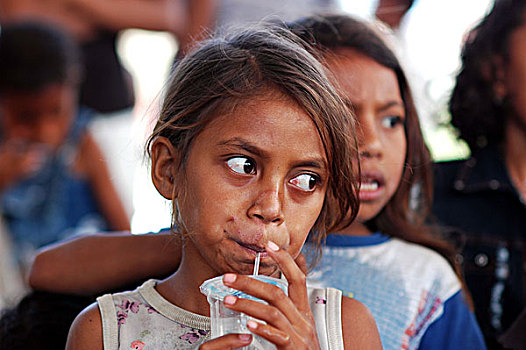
top-left (247, 179), bottom-right (284, 225)
top-left (358, 119), bottom-right (382, 159)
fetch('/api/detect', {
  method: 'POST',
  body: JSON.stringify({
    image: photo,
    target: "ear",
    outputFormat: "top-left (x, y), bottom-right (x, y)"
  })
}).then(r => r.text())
top-left (151, 136), bottom-right (179, 200)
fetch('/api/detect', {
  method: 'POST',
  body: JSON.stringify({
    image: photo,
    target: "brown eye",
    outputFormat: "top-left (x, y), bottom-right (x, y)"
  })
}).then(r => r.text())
top-left (290, 174), bottom-right (318, 191)
top-left (382, 116), bottom-right (404, 128)
top-left (226, 157), bottom-right (256, 175)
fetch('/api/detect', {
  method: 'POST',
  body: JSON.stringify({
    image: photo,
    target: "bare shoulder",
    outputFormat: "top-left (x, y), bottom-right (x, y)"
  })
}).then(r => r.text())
top-left (78, 131), bottom-right (105, 164)
top-left (341, 296), bottom-right (382, 349)
top-left (66, 302), bottom-right (104, 350)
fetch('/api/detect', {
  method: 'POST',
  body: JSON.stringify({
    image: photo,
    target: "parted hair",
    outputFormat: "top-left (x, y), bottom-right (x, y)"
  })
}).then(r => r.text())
top-left (146, 26), bottom-right (360, 252)
top-left (449, 0), bottom-right (526, 151)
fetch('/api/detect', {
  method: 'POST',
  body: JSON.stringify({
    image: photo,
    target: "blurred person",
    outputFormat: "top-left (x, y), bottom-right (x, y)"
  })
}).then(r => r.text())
top-left (0, 0), bottom-right (188, 114)
top-left (0, 22), bottom-right (129, 275)
top-left (0, 291), bottom-right (95, 349)
top-left (432, 0), bottom-right (526, 347)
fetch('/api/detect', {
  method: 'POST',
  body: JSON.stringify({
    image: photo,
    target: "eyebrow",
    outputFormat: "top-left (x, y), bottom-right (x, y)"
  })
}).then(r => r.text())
top-left (218, 137), bottom-right (266, 158)
top-left (218, 137), bottom-right (327, 170)
top-left (377, 101), bottom-right (404, 113)
top-left (343, 99), bottom-right (404, 113)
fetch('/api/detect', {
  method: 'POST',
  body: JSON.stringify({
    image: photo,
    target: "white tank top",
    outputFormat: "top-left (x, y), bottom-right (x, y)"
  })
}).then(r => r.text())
top-left (97, 279), bottom-right (344, 349)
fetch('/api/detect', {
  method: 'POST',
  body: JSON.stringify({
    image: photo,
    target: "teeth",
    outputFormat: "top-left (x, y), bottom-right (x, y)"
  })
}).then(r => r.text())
top-left (360, 181), bottom-right (378, 191)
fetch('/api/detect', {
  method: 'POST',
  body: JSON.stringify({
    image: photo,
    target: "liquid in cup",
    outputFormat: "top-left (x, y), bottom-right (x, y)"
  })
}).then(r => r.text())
top-left (200, 275), bottom-right (288, 350)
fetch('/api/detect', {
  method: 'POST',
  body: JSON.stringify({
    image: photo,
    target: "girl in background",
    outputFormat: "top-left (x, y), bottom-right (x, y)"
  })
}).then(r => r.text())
top-left (0, 22), bottom-right (130, 274)
top-left (288, 14), bottom-right (485, 349)
top-left (66, 26), bottom-right (380, 349)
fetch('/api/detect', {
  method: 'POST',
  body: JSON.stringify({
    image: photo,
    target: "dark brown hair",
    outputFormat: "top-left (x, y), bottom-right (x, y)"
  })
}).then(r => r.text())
top-left (147, 26), bottom-right (360, 253)
top-left (0, 21), bottom-right (81, 94)
top-left (288, 14), bottom-right (466, 288)
top-left (449, 0), bottom-right (526, 151)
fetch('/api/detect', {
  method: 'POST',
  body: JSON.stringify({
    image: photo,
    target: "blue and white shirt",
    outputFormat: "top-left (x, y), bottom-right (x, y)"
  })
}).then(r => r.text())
top-left (305, 233), bottom-right (486, 350)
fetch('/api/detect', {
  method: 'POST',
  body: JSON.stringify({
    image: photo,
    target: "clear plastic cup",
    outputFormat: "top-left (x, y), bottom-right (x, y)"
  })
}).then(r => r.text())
top-left (200, 275), bottom-right (288, 350)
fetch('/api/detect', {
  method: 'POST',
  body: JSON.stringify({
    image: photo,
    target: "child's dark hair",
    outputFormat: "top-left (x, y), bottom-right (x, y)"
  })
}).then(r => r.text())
top-left (147, 26), bottom-right (360, 253)
top-left (0, 21), bottom-right (82, 94)
top-left (0, 291), bottom-right (94, 350)
top-left (449, 0), bottom-right (526, 151)
top-left (287, 14), bottom-right (466, 289)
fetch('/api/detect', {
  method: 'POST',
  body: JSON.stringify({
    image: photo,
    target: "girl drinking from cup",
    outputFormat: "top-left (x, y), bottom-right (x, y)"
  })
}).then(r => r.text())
top-left (65, 26), bottom-right (381, 349)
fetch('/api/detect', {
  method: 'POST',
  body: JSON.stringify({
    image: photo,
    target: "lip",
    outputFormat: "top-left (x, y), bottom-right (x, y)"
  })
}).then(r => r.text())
top-left (232, 238), bottom-right (269, 258)
top-left (358, 170), bottom-right (385, 202)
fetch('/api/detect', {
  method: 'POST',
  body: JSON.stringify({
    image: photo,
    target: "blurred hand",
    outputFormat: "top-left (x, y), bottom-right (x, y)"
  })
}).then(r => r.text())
top-left (0, 140), bottom-right (48, 191)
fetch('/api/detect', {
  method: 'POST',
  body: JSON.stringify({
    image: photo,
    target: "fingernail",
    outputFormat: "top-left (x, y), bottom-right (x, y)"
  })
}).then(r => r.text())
top-left (224, 295), bottom-right (236, 305)
top-left (223, 273), bottom-right (237, 284)
top-left (247, 320), bottom-right (258, 329)
top-left (267, 241), bottom-right (279, 252)
top-left (239, 333), bottom-right (252, 342)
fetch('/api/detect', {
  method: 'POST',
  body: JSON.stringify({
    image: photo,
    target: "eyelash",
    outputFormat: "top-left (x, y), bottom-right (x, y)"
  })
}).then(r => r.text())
top-left (225, 156), bottom-right (321, 192)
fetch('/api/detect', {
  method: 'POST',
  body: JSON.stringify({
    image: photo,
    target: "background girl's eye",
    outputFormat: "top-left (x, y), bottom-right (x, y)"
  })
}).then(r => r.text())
top-left (290, 174), bottom-right (318, 191)
top-left (382, 116), bottom-right (404, 128)
top-left (226, 157), bottom-right (256, 175)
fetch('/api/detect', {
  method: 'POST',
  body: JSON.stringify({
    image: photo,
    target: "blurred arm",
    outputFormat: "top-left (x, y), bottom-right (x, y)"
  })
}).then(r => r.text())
top-left (68, 0), bottom-right (188, 35)
top-left (80, 132), bottom-right (130, 232)
top-left (177, 0), bottom-right (217, 56)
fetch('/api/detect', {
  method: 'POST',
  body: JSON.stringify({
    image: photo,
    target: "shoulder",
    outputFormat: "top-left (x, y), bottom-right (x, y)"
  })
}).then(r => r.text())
top-left (341, 296), bottom-right (382, 349)
top-left (66, 302), bottom-right (103, 350)
top-left (75, 130), bottom-right (110, 178)
top-left (388, 239), bottom-right (461, 297)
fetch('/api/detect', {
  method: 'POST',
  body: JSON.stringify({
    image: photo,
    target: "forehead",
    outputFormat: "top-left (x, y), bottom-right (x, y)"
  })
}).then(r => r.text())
top-left (200, 91), bottom-right (327, 163)
top-left (325, 48), bottom-right (401, 104)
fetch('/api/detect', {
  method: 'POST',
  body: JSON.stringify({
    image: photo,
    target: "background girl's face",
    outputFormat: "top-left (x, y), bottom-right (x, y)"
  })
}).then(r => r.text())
top-left (0, 83), bottom-right (76, 149)
top-left (174, 91), bottom-right (328, 278)
top-left (326, 49), bottom-right (407, 231)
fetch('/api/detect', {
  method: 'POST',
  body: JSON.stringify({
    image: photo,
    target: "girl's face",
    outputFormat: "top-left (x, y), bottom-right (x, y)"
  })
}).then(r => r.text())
top-left (0, 83), bottom-right (76, 149)
top-left (173, 91), bottom-right (328, 277)
top-left (327, 49), bottom-right (407, 233)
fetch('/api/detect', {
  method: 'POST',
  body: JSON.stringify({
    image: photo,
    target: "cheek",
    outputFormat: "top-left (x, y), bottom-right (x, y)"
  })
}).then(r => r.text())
top-left (387, 135), bottom-right (407, 191)
top-left (285, 193), bottom-right (325, 248)
top-left (177, 173), bottom-right (244, 233)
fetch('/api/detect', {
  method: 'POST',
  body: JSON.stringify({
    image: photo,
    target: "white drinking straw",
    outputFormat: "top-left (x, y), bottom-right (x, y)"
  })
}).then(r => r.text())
top-left (252, 252), bottom-right (261, 276)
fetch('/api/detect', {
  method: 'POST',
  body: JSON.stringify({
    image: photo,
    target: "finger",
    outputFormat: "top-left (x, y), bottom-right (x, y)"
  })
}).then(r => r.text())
top-left (294, 253), bottom-right (309, 275)
top-left (222, 275), bottom-right (310, 331)
top-left (265, 241), bottom-right (311, 315)
top-left (199, 333), bottom-right (252, 350)
top-left (246, 319), bottom-right (292, 347)
top-left (223, 294), bottom-right (303, 335)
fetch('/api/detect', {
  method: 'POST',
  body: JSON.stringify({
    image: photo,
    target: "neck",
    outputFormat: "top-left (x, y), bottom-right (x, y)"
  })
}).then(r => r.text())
top-left (156, 239), bottom-right (216, 317)
top-left (504, 118), bottom-right (526, 199)
top-left (335, 220), bottom-right (373, 236)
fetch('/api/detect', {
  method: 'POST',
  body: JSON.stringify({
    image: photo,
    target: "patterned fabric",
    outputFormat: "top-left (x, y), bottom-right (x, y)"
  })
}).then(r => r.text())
top-left (98, 279), bottom-right (344, 349)
top-left (305, 233), bottom-right (485, 350)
